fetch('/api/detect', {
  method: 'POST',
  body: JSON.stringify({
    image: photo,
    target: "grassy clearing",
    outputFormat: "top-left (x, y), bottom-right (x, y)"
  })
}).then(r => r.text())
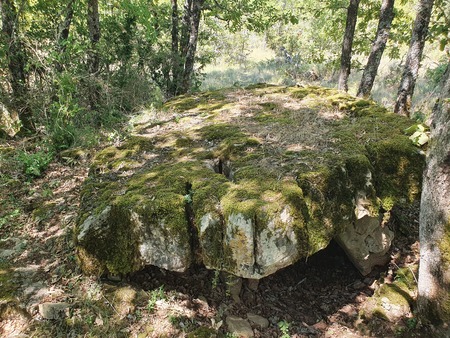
top-left (201, 33), bottom-right (445, 120)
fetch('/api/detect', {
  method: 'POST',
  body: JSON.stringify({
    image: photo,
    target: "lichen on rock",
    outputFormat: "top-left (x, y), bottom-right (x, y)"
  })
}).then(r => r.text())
top-left (75, 84), bottom-right (424, 278)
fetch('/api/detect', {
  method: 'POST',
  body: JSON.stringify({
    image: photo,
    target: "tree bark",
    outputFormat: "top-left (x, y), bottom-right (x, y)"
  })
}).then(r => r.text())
top-left (86, 0), bottom-right (101, 112)
top-left (180, 0), bottom-right (192, 55)
top-left (181, 0), bottom-right (203, 94)
top-left (394, 0), bottom-right (434, 117)
top-left (338, 0), bottom-right (361, 92)
top-left (357, 0), bottom-right (395, 98)
top-left (0, 0), bottom-right (32, 130)
top-left (56, 0), bottom-right (75, 72)
top-left (87, 0), bottom-right (101, 75)
top-left (417, 62), bottom-right (450, 331)
top-left (170, 0), bottom-right (182, 95)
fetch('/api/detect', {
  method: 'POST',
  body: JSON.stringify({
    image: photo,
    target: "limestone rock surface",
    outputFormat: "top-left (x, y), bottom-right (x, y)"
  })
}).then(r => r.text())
top-left (247, 313), bottom-right (269, 328)
top-left (75, 84), bottom-right (424, 278)
top-left (226, 316), bottom-right (254, 337)
top-left (38, 302), bottom-right (69, 320)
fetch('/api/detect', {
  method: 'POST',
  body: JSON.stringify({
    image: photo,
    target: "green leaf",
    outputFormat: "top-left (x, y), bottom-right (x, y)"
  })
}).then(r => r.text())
top-left (409, 131), bottom-right (429, 146)
top-left (404, 123), bottom-right (427, 135)
top-left (416, 133), bottom-right (429, 146)
top-left (404, 124), bottom-right (418, 135)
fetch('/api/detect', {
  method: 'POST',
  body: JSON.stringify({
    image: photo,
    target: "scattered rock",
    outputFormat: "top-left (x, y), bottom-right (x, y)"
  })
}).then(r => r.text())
top-left (362, 280), bottom-right (413, 323)
top-left (22, 281), bottom-right (46, 298)
top-left (108, 286), bottom-right (137, 317)
top-left (59, 147), bottom-right (89, 164)
top-left (95, 315), bottom-right (104, 326)
top-left (196, 296), bottom-right (209, 306)
top-left (107, 274), bottom-right (122, 282)
top-left (339, 304), bottom-right (358, 317)
top-left (227, 275), bottom-right (242, 303)
top-left (336, 192), bottom-right (394, 275)
top-left (0, 249), bottom-right (15, 259)
top-left (247, 313), bottom-right (269, 328)
top-left (363, 277), bottom-right (374, 285)
top-left (312, 320), bottom-right (328, 331)
top-left (226, 316), bottom-right (254, 337)
top-left (352, 280), bottom-right (366, 290)
top-left (0, 301), bottom-right (31, 337)
top-left (38, 302), bottom-right (69, 319)
top-left (368, 280), bottom-right (379, 290)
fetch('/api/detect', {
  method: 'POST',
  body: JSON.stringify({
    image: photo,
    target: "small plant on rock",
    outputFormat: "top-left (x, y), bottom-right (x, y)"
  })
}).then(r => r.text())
top-left (404, 124), bottom-right (429, 147)
top-left (212, 269), bottom-right (220, 289)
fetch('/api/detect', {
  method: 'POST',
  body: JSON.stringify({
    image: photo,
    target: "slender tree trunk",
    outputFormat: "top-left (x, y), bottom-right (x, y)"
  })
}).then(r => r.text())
top-left (180, 0), bottom-right (204, 94)
top-left (86, 0), bottom-right (101, 112)
top-left (180, 0), bottom-right (192, 55)
top-left (171, 0), bottom-right (179, 62)
top-left (394, 0), bottom-right (434, 117)
top-left (417, 62), bottom-right (450, 332)
top-left (0, 0), bottom-right (32, 130)
top-left (87, 0), bottom-right (101, 75)
top-left (357, 0), bottom-right (395, 98)
top-left (56, 0), bottom-right (74, 72)
top-left (170, 0), bottom-right (182, 95)
top-left (338, 0), bottom-right (361, 92)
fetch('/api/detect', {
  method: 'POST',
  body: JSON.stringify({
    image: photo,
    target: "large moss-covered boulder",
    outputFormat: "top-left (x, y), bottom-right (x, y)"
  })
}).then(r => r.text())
top-left (76, 84), bottom-right (424, 278)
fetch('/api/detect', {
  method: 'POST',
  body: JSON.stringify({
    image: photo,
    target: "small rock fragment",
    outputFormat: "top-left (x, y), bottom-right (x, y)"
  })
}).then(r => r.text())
top-left (0, 249), bottom-right (15, 258)
top-left (352, 280), bottom-right (365, 290)
top-left (227, 275), bottom-right (242, 303)
top-left (312, 320), bottom-right (328, 331)
top-left (38, 302), bottom-right (69, 319)
top-left (247, 313), bottom-right (269, 328)
top-left (226, 316), bottom-right (254, 337)
top-left (107, 274), bottom-right (122, 282)
top-left (196, 295), bottom-right (209, 306)
top-left (363, 277), bottom-right (374, 285)
top-left (95, 315), bottom-right (104, 326)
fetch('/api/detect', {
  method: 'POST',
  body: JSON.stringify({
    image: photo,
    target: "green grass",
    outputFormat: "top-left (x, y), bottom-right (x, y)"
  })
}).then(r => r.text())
top-left (200, 33), bottom-right (445, 120)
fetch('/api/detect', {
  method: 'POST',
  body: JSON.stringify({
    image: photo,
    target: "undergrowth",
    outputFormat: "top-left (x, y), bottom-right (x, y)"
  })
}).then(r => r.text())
top-left (17, 147), bottom-right (55, 178)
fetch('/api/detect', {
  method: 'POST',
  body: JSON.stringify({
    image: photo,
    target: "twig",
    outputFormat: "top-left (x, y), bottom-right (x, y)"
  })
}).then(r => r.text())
top-left (101, 294), bottom-right (120, 316)
top-left (294, 277), bottom-right (307, 289)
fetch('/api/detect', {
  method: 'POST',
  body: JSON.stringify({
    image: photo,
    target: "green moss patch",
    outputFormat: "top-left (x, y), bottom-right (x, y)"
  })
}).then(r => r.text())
top-left (164, 90), bottom-right (229, 113)
top-left (0, 261), bottom-right (18, 301)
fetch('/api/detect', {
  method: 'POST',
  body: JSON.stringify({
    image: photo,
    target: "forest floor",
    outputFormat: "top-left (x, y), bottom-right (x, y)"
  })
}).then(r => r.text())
top-left (0, 136), bottom-right (435, 338)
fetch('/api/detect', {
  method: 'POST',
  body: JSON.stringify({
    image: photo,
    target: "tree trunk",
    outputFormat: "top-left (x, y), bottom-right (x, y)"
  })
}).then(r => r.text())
top-left (180, 0), bottom-right (192, 55)
top-left (394, 0), bottom-right (434, 117)
top-left (338, 0), bottom-right (361, 92)
top-left (180, 0), bottom-right (204, 94)
top-left (417, 63), bottom-right (450, 332)
top-left (86, 0), bottom-right (101, 112)
top-left (0, 0), bottom-right (32, 130)
top-left (170, 0), bottom-right (182, 96)
top-left (357, 0), bottom-right (395, 98)
top-left (56, 0), bottom-right (74, 72)
top-left (87, 0), bottom-right (101, 75)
